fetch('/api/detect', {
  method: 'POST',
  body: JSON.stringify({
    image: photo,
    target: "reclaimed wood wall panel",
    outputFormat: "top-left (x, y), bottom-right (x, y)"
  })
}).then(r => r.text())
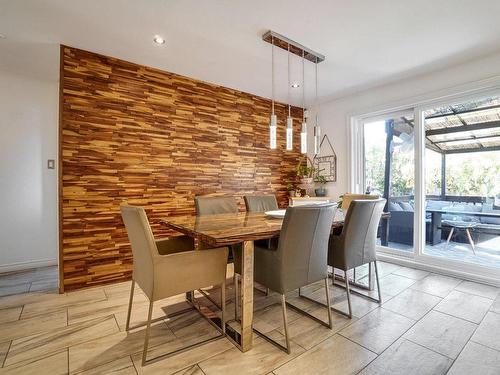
top-left (60, 46), bottom-right (304, 291)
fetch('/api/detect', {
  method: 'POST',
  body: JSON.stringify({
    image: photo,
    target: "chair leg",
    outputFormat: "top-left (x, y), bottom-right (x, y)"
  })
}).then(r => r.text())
top-left (374, 261), bottom-right (382, 304)
top-left (281, 294), bottom-right (291, 354)
top-left (221, 280), bottom-right (226, 334)
top-left (324, 277), bottom-right (333, 329)
top-left (125, 280), bottom-right (135, 331)
top-left (234, 274), bottom-right (239, 321)
top-left (345, 271), bottom-right (352, 319)
top-left (466, 229), bottom-right (476, 255)
top-left (142, 300), bottom-right (154, 366)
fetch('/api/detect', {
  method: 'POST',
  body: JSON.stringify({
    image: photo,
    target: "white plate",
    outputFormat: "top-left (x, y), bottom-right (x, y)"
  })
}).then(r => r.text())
top-left (264, 209), bottom-right (286, 218)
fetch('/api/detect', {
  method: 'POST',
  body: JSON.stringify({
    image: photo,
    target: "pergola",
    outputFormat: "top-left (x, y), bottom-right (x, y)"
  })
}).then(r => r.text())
top-left (382, 97), bottom-right (500, 201)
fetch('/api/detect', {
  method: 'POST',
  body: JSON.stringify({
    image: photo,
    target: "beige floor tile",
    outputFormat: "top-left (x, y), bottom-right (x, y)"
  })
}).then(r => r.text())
top-left (77, 355), bottom-right (137, 375)
top-left (0, 350), bottom-right (68, 375)
top-left (404, 310), bottom-right (477, 358)
top-left (0, 341), bottom-right (10, 366)
top-left (0, 290), bottom-right (60, 310)
top-left (470, 311), bottom-right (500, 351)
top-left (0, 310), bottom-right (67, 343)
top-left (392, 267), bottom-right (430, 280)
top-left (377, 262), bottom-right (403, 277)
top-left (447, 341), bottom-right (500, 375)
top-left (68, 293), bottom-right (148, 325)
top-left (434, 290), bottom-right (493, 323)
top-left (454, 280), bottom-right (500, 300)
top-left (21, 287), bottom-right (106, 319)
top-left (359, 338), bottom-right (452, 375)
top-left (382, 289), bottom-right (441, 320)
top-left (274, 334), bottom-right (376, 375)
top-left (0, 284), bottom-right (30, 298)
top-left (275, 304), bottom-right (353, 349)
top-left (332, 292), bottom-right (380, 318)
top-left (132, 336), bottom-right (233, 375)
top-left (172, 365), bottom-right (204, 375)
top-left (0, 307), bottom-right (22, 324)
top-left (200, 332), bottom-right (304, 375)
top-left (339, 308), bottom-right (415, 354)
top-left (104, 281), bottom-right (145, 300)
top-left (252, 302), bottom-right (301, 334)
top-left (69, 322), bottom-right (175, 373)
top-left (491, 295), bottom-right (500, 314)
top-left (410, 274), bottom-right (461, 297)
top-left (377, 274), bottom-right (416, 296)
top-left (5, 315), bottom-right (119, 366)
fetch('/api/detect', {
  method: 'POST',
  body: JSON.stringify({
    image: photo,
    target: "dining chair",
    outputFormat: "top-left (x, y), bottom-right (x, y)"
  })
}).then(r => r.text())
top-left (250, 204), bottom-right (337, 353)
top-left (195, 195), bottom-right (240, 312)
top-left (121, 205), bottom-right (228, 365)
top-left (341, 193), bottom-right (379, 211)
top-left (328, 198), bottom-right (386, 318)
top-left (195, 196), bottom-right (239, 216)
top-left (244, 194), bottom-right (278, 212)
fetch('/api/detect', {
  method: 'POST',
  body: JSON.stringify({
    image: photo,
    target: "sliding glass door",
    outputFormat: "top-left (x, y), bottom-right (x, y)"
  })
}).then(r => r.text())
top-left (363, 110), bottom-right (415, 254)
top-left (357, 90), bottom-right (500, 277)
top-left (422, 95), bottom-right (500, 270)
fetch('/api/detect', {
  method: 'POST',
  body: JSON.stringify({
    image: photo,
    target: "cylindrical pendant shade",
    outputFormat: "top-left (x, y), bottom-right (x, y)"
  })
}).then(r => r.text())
top-left (270, 114), bottom-right (277, 149)
top-left (301, 121), bottom-right (307, 154)
top-left (286, 116), bottom-right (293, 150)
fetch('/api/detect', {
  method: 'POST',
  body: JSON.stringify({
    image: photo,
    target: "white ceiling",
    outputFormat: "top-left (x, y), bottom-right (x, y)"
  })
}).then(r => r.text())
top-left (2, 0), bottom-right (500, 106)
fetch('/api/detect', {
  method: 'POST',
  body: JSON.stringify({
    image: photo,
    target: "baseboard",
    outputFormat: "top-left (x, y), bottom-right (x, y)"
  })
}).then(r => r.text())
top-left (0, 259), bottom-right (58, 274)
top-left (378, 253), bottom-right (500, 287)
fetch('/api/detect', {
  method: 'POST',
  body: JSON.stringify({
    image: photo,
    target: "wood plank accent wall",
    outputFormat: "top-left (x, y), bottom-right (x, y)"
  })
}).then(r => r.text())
top-left (60, 46), bottom-right (304, 291)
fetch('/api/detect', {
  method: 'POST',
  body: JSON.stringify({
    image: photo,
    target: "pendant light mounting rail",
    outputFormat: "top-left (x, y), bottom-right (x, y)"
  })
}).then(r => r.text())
top-left (262, 30), bottom-right (325, 64)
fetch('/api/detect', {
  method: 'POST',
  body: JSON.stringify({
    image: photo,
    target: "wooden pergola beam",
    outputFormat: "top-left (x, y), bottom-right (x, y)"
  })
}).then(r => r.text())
top-left (426, 121), bottom-right (500, 136)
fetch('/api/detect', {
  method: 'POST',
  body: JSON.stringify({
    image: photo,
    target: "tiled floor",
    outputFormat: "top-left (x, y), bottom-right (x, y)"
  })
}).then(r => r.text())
top-left (0, 263), bottom-right (499, 374)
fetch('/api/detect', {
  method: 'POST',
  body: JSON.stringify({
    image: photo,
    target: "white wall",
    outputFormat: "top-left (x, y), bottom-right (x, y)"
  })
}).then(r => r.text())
top-left (0, 70), bottom-right (59, 272)
top-left (313, 50), bottom-right (500, 199)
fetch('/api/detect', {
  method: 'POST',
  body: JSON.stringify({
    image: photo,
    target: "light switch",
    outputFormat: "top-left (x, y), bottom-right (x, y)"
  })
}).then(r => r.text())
top-left (47, 159), bottom-right (55, 169)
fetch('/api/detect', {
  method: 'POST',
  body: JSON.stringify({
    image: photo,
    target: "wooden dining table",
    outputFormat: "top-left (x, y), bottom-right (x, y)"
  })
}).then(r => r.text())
top-left (160, 210), bottom-right (388, 352)
top-left (159, 210), bottom-right (341, 352)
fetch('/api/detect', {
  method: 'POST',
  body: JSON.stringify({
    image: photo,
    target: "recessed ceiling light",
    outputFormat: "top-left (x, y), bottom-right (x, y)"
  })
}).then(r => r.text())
top-left (291, 83), bottom-right (300, 88)
top-left (153, 35), bottom-right (165, 45)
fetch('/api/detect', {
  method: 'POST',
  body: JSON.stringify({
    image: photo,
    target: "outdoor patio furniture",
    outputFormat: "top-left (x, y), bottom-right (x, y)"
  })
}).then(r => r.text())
top-left (444, 220), bottom-right (478, 254)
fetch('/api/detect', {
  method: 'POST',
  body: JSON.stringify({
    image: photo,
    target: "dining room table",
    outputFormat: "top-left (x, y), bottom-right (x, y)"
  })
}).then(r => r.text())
top-left (160, 209), bottom-right (388, 353)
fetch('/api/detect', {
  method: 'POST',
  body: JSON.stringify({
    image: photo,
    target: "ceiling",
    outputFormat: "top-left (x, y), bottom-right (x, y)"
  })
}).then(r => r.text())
top-left (2, 0), bottom-right (500, 106)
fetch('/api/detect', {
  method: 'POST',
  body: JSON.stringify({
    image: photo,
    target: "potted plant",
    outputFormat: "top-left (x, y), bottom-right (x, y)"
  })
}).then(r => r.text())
top-left (314, 175), bottom-right (328, 197)
top-left (296, 156), bottom-right (316, 186)
top-left (286, 183), bottom-right (296, 197)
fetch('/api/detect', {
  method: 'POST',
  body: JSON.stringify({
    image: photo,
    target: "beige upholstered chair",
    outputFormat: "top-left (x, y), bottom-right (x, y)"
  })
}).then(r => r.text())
top-left (251, 204), bottom-right (337, 353)
top-left (121, 205), bottom-right (228, 365)
top-left (244, 194), bottom-right (278, 212)
top-left (341, 193), bottom-right (379, 211)
top-left (328, 198), bottom-right (386, 318)
top-left (195, 196), bottom-right (239, 216)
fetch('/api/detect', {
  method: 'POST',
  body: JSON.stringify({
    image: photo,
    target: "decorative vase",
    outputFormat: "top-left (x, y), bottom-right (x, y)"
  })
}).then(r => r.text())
top-left (315, 187), bottom-right (327, 197)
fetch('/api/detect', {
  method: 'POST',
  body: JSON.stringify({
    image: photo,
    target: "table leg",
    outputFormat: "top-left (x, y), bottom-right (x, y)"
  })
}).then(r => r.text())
top-left (430, 212), bottom-right (442, 246)
top-left (240, 240), bottom-right (254, 351)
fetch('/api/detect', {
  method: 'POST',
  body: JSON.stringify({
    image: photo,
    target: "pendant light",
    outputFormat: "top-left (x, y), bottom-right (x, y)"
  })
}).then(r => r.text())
top-left (286, 44), bottom-right (293, 151)
top-left (300, 50), bottom-right (307, 154)
top-left (269, 36), bottom-right (277, 149)
top-left (313, 56), bottom-right (321, 155)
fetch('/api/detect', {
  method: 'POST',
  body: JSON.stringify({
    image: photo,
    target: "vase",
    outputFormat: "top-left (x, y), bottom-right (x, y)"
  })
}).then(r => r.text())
top-left (315, 187), bottom-right (327, 197)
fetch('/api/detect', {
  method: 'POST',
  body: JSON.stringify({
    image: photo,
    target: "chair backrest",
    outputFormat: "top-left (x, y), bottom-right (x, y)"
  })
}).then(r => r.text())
top-left (194, 196), bottom-right (239, 216)
top-left (244, 194), bottom-right (278, 212)
top-left (340, 198), bottom-right (386, 269)
top-left (120, 205), bottom-right (157, 297)
top-left (341, 193), bottom-right (379, 211)
top-left (276, 204), bottom-right (336, 293)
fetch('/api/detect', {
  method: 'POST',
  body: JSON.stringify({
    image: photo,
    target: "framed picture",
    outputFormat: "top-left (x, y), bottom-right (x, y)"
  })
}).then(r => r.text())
top-left (313, 135), bottom-right (337, 182)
